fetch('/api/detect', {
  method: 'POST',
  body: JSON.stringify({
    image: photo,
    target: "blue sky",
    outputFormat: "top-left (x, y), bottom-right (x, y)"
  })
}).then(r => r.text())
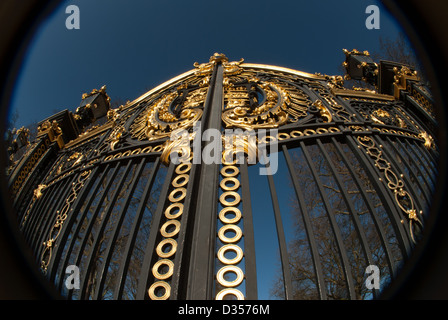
top-left (8, 0), bottom-right (407, 299)
top-left (9, 0), bottom-right (404, 129)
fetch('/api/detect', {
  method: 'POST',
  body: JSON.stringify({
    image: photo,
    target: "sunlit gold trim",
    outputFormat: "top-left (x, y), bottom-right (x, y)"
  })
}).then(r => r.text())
top-left (131, 148), bottom-right (141, 155)
top-left (316, 128), bottom-right (328, 134)
top-left (164, 203), bottom-right (184, 219)
top-left (290, 130), bottom-right (303, 138)
top-left (217, 244), bottom-right (244, 265)
top-left (156, 239), bottom-right (177, 258)
top-left (160, 220), bottom-right (181, 238)
top-left (215, 288), bottom-right (245, 300)
top-left (218, 224), bottom-right (243, 243)
top-left (328, 127), bottom-right (340, 133)
top-left (172, 174), bottom-right (189, 188)
top-left (216, 265), bottom-right (244, 287)
top-left (219, 191), bottom-right (241, 207)
top-left (148, 281), bottom-right (171, 300)
top-left (220, 165), bottom-right (239, 177)
top-left (331, 88), bottom-right (395, 101)
top-left (123, 150), bottom-right (134, 157)
top-left (168, 188), bottom-right (187, 202)
top-left (277, 132), bottom-right (290, 140)
top-left (241, 63), bottom-right (326, 80)
top-left (219, 207), bottom-right (242, 224)
top-left (304, 129), bottom-right (316, 136)
top-left (175, 163), bottom-right (192, 174)
top-left (260, 135), bottom-right (276, 144)
top-left (220, 177), bottom-right (240, 191)
top-left (152, 259), bottom-right (174, 280)
top-left (141, 146), bottom-right (152, 153)
top-left (152, 145), bottom-right (164, 152)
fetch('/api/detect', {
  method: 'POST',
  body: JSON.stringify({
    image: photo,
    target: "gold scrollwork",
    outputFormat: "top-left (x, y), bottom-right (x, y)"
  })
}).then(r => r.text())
top-left (356, 135), bottom-right (423, 243)
top-left (41, 170), bottom-right (91, 272)
top-left (419, 131), bottom-right (435, 150)
top-left (33, 184), bottom-right (47, 200)
top-left (222, 81), bottom-right (291, 130)
top-left (161, 130), bottom-right (195, 165)
top-left (313, 100), bottom-right (333, 122)
top-left (130, 87), bottom-right (204, 142)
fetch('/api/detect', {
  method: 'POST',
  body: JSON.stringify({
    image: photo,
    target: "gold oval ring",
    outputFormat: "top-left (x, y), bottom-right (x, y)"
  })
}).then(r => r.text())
top-left (122, 150), bottom-right (132, 157)
top-left (160, 220), bottom-right (181, 238)
top-left (316, 128), bottom-right (328, 134)
top-left (218, 224), bottom-right (242, 243)
top-left (172, 174), bottom-right (189, 188)
top-left (152, 259), bottom-right (174, 280)
top-left (260, 135), bottom-right (276, 144)
top-left (219, 207), bottom-right (242, 224)
top-left (220, 165), bottom-right (239, 177)
top-left (217, 244), bottom-right (244, 265)
top-left (221, 154), bottom-right (238, 165)
top-left (219, 191), bottom-right (241, 207)
top-left (277, 132), bottom-right (290, 140)
top-left (168, 188), bottom-right (187, 202)
top-left (290, 130), bottom-right (303, 138)
top-left (131, 148), bottom-right (141, 155)
top-left (304, 129), bottom-right (316, 136)
top-left (141, 146), bottom-right (153, 153)
top-left (148, 281), bottom-right (171, 300)
top-left (175, 163), bottom-right (192, 174)
top-left (164, 203), bottom-right (184, 219)
top-left (156, 238), bottom-right (177, 258)
top-left (220, 177), bottom-right (240, 191)
top-left (152, 145), bottom-right (164, 152)
top-left (215, 288), bottom-right (245, 300)
top-left (216, 265), bottom-right (244, 287)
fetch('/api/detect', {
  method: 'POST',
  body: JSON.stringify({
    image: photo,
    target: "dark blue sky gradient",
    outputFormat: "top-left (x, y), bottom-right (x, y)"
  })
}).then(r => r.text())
top-left (10, 0), bottom-right (404, 128)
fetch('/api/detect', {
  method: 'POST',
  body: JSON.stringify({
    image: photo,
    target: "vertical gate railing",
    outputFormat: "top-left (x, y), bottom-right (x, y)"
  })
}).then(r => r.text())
top-left (8, 53), bottom-right (438, 300)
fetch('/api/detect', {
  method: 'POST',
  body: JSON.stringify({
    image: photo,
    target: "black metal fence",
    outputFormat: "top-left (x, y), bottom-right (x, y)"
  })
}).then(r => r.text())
top-left (9, 55), bottom-right (438, 300)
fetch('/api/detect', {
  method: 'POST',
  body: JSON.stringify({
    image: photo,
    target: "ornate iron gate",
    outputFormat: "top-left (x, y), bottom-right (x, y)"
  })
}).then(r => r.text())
top-left (7, 52), bottom-right (438, 300)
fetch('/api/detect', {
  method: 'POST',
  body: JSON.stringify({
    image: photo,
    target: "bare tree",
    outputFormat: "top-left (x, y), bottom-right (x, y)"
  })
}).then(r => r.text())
top-left (270, 143), bottom-right (403, 300)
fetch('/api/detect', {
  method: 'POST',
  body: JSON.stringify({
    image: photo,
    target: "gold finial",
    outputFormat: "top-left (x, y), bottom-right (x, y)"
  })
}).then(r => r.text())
top-left (209, 52), bottom-right (229, 64)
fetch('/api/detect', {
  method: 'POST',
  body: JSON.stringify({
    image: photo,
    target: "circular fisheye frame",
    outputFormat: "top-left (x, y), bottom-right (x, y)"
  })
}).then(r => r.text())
top-left (0, 0), bottom-right (447, 301)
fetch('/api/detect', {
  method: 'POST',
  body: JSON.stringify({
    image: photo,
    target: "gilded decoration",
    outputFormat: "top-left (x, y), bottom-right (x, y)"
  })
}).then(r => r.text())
top-left (356, 135), bottom-right (423, 243)
top-left (222, 76), bottom-right (312, 130)
top-left (130, 85), bottom-right (206, 141)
